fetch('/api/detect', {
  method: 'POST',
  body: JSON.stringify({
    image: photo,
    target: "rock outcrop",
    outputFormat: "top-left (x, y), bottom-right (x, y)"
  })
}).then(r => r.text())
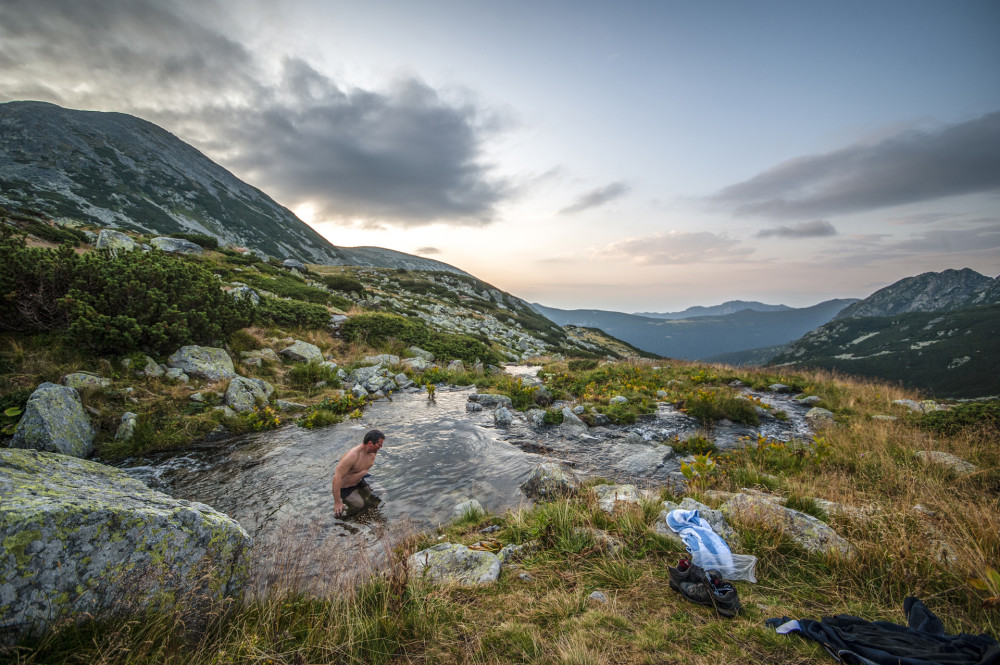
top-left (720, 492), bottom-right (851, 556)
top-left (280, 340), bottom-right (324, 364)
top-left (0, 449), bottom-right (252, 642)
top-left (9, 383), bottom-right (95, 458)
top-left (408, 543), bottom-right (500, 586)
top-left (167, 346), bottom-right (236, 382)
top-left (520, 463), bottom-right (579, 500)
top-left (150, 236), bottom-right (203, 255)
top-left (224, 376), bottom-right (276, 413)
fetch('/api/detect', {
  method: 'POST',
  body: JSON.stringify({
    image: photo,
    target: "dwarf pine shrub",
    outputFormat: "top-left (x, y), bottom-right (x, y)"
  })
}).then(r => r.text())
top-left (342, 312), bottom-right (500, 365)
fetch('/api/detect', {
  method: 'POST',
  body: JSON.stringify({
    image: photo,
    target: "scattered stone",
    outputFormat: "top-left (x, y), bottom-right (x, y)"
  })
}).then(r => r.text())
top-left (9, 383), bottom-right (95, 458)
top-left (592, 484), bottom-right (640, 514)
top-left (167, 346), bottom-right (235, 382)
top-left (352, 384), bottom-right (369, 399)
top-left (656, 390), bottom-right (668, 399)
top-left (140, 356), bottom-right (165, 377)
top-left (61, 372), bottom-right (112, 391)
top-left (794, 395), bottom-right (823, 406)
top-left (393, 373), bottom-right (414, 389)
top-left (240, 348), bottom-right (281, 363)
top-left (609, 395), bottom-right (628, 405)
top-left (114, 412), bottom-right (138, 441)
top-left (480, 525), bottom-right (501, 534)
top-left (720, 493), bottom-right (852, 556)
top-left (475, 393), bottom-right (514, 409)
top-left (95, 229), bottom-right (136, 254)
top-left (150, 236), bottom-right (203, 254)
top-left (402, 357), bottom-right (434, 372)
top-left (164, 368), bottom-right (189, 383)
top-left (494, 406), bottom-right (514, 428)
top-left (408, 543), bottom-right (500, 586)
top-left (224, 376), bottom-right (275, 413)
top-left (893, 399), bottom-right (947, 413)
top-left (805, 407), bottom-right (835, 428)
top-left (518, 572), bottom-right (533, 581)
top-left (0, 449), bottom-right (252, 642)
top-left (275, 399), bottom-right (308, 412)
top-left (242, 357), bottom-right (262, 367)
top-left (520, 463), bottom-right (579, 500)
top-left (364, 354), bottom-right (400, 366)
top-left (769, 384), bottom-right (791, 393)
top-left (214, 405), bottom-right (238, 419)
top-left (588, 591), bottom-right (608, 603)
top-left (572, 405), bottom-right (585, 415)
top-left (871, 415), bottom-right (898, 421)
top-left (407, 347), bottom-right (435, 361)
top-left (913, 450), bottom-right (977, 475)
top-left (466, 402), bottom-right (484, 413)
top-left (280, 340), bottom-right (324, 364)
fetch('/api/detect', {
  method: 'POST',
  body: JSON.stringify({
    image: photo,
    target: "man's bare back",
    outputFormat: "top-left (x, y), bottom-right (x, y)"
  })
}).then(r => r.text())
top-left (332, 429), bottom-right (384, 517)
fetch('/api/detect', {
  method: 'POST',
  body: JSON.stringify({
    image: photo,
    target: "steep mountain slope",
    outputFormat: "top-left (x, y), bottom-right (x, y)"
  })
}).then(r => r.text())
top-left (531, 299), bottom-right (855, 360)
top-left (834, 268), bottom-right (1000, 320)
top-left (771, 303), bottom-right (1000, 398)
top-left (635, 300), bottom-right (791, 319)
top-left (0, 101), bottom-right (468, 274)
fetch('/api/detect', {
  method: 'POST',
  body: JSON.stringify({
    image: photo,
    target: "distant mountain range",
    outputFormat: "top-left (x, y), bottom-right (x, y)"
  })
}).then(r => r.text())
top-left (772, 268), bottom-right (1000, 398)
top-left (635, 300), bottom-right (792, 319)
top-left (531, 299), bottom-right (856, 360)
top-left (0, 101), bottom-right (466, 274)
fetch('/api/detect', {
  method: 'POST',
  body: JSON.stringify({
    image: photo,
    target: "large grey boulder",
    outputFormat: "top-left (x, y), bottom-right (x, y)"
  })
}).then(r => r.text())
top-left (0, 449), bottom-right (252, 641)
top-left (614, 445), bottom-right (675, 476)
top-left (61, 372), bottom-right (112, 391)
top-left (224, 376), bottom-right (276, 413)
top-left (520, 462), bottom-right (579, 500)
top-left (363, 354), bottom-right (400, 367)
top-left (402, 357), bottom-right (434, 372)
top-left (473, 393), bottom-right (513, 409)
top-left (560, 407), bottom-right (588, 431)
top-left (407, 347), bottom-right (435, 361)
top-left (280, 340), bottom-right (324, 364)
top-left (150, 236), bottom-right (203, 255)
top-left (913, 450), bottom-right (977, 475)
top-left (408, 543), bottom-right (500, 586)
top-left (494, 406), bottom-right (514, 428)
top-left (805, 407), bottom-right (835, 428)
top-left (282, 259), bottom-right (306, 271)
top-left (167, 346), bottom-right (236, 382)
top-left (9, 383), bottom-right (95, 458)
top-left (720, 492), bottom-right (852, 556)
top-left (95, 229), bottom-right (135, 254)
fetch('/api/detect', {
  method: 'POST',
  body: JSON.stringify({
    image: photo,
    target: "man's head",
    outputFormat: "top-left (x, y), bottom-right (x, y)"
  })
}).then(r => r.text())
top-left (363, 429), bottom-right (385, 449)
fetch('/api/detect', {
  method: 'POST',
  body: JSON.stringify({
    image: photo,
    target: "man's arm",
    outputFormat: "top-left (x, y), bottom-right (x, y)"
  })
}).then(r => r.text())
top-left (331, 449), bottom-right (358, 516)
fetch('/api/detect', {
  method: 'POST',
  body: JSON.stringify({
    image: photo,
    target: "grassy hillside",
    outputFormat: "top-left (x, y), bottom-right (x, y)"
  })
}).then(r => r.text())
top-left (772, 303), bottom-right (1000, 398)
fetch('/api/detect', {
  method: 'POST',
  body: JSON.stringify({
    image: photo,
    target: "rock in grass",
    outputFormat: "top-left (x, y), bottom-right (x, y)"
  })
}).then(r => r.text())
top-left (115, 412), bottom-right (138, 441)
top-left (913, 450), bottom-right (977, 475)
top-left (167, 346), bottom-right (235, 382)
top-left (0, 449), bottom-right (252, 643)
top-left (9, 383), bottom-right (95, 458)
top-left (60, 372), bottom-right (111, 391)
top-left (149, 236), bottom-right (203, 254)
top-left (453, 499), bottom-right (484, 518)
top-left (592, 484), bottom-right (640, 514)
top-left (560, 407), bottom-right (588, 431)
top-left (720, 493), bottom-right (852, 557)
top-left (408, 543), bottom-right (500, 586)
top-left (805, 407), bottom-right (835, 428)
top-left (280, 340), bottom-right (324, 364)
top-left (224, 376), bottom-right (275, 413)
top-left (520, 462), bottom-right (579, 500)
top-left (95, 229), bottom-right (135, 254)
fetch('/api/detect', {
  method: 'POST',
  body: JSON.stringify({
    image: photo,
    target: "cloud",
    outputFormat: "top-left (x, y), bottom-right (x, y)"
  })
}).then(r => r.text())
top-left (816, 219), bottom-right (1000, 268)
top-left (596, 230), bottom-right (754, 265)
top-left (560, 181), bottom-right (631, 215)
top-left (710, 111), bottom-right (1000, 219)
top-left (415, 246), bottom-right (441, 255)
top-left (757, 220), bottom-right (837, 238)
top-left (0, 0), bottom-right (510, 227)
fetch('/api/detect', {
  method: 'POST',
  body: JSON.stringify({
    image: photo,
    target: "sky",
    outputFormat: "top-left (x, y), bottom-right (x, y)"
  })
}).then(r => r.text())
top-left (1, 0), bottom-right (999, 312)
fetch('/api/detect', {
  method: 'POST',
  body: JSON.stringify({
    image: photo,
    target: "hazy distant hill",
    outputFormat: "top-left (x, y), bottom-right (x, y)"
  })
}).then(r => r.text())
top-left (531, 299), bottom-right (855, 360)
top-left (0, 101), bottom-right (467, 274)
top-left (635, 300), bottom-right (791, 319)
top-left (834, 268), bottom-right (1000, 320)
top-left (772, 303), bottom-right (1000, 398)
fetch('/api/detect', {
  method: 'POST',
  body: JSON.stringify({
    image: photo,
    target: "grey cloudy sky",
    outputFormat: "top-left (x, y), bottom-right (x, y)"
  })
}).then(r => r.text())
top-left (1, 0), bottom-right (998, 310)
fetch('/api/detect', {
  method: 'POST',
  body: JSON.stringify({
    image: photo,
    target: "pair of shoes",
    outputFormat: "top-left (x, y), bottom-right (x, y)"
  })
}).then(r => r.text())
top-left (668, 559), bottom-right (741, 617)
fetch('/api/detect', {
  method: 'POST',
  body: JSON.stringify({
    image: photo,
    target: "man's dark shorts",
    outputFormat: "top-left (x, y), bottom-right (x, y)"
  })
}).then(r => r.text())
top-left (339, 473), bottom-right (372, 499)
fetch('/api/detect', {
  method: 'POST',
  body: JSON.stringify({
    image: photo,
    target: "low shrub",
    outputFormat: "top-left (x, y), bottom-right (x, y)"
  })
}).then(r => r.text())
top-left (672, 434), bottom-right (717, 455)
top-left (238, 272), bottom-right (332, 305)
top-left (257, 297), bottom-right (330, 329)
top-left (287, 362), bottom-right (340, 389)
top-left (342, 312), bottom-right (501, 365)
top-left (171, 233), bottom-right (219, 250)
top-left (680, 388), bottom-right (759, 426)
top-left (320, 274), bottom-right (365, 295)
top-left (919, 401), bottom-right (1000, 436)
top-left (542, 408), bottom-right (564, 425)
top-left (567, 358), bottom-right (598, 372)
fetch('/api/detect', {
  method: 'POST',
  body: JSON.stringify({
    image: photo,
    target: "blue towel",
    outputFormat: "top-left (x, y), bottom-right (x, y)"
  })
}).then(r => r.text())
top-left (666, 508), bottom-right (735, 572)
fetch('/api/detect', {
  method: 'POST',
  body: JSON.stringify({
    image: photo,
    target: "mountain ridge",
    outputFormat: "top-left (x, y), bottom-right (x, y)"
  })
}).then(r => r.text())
top-left (635, 300), bottom-right (792, 319)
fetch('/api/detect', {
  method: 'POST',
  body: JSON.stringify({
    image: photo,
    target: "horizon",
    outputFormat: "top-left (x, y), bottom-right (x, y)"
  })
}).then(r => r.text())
top-left (1, 1), bottom-right (998, 311)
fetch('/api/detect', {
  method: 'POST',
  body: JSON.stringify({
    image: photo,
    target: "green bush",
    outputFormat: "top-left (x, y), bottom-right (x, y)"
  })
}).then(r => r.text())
top-left (171, 233), bottom-right (219, 250)
top-left (672, 434), bottom-right (717, 455)
top-left (568, 359), bottom-right (599, 372)
top-left (680, 388), bottom-right (759, 426)
top-left (342, 312), bottom-right (500, 365)
top-left (542, 408), bottom-right (564, 425)
top-left (919, 401), bottom-right (1000, 436)
top-left (257, 297), bottom-right (330, 329)
top-left (320, 274), bottom-right (365, 295)
top-left (237, 272), bottom-right (332, 305)
top-left (287, 362), bottom-right (340, 389)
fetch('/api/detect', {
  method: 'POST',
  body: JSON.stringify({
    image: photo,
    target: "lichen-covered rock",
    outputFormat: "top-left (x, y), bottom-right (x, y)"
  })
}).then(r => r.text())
top-left (228, 283), bottom-right (260, 306)
top-left (115, 412), bottom-right (138, 441)
top-left (473, 393), bottom-right (513, 409)
top-left (150, 236), bottom-right (203, 254)
top-left (402, 357), bottom-right (434, 372)
top-left (494, 406), bottom-right (514, 428)
top-left (720, 492), bottom-right (852, 556)
top-left (913, 450), bottom-right (977, 475)
top-left (560, 407), bottom-right (587, 431)
top-left (447, 360), bottom-right (465, 373)
top-left (520, 462), bottom-right (579, 500)
top-left (592, 484), bottom-right (641, 514)
top-left (407, 347), bottom-right (435, 361)
top-left (280, 340), bottom-right (324, 364)
top-left (0, 449), bottom-right (252, 641)
top-left (224, 376), bottom-right (275, 413)
top-left (140, 355), bottom-right (165, 378)
top-left (275, 399), bottom-right (308, 412)
top-left (95, 229), bottom-right (135, 254)
top-left (609, 395), bottom-right (628, 405)
top-left (240, 348), bottom-right (281, 364)
top-left (805, 407), bottom-right (835, 428)
top-left (164, 367), bottom-right (189, 383)
top-left (363, 354), bottom-right (400, 367)
top-left (9, 383), bottom-right (95, 458)
top-left (167, 346), bottom-right (235, 382)
top-left (453, 499), bottom-right (484, 518)
top-left (794, 395), bottom-right (823, 406)
top-left (61, 372), bottom-right (112, 391)
top-left (408, 543), bottom-right (500, 586)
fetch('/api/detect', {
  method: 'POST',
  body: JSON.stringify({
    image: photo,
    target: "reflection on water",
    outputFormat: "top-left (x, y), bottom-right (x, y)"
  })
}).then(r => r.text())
top-left (121, 387), bottom-right (540, 561)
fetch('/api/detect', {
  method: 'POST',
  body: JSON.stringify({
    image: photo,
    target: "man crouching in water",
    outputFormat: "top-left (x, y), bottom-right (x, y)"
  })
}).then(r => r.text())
top-left (332, 429), bottom-right (384, 517)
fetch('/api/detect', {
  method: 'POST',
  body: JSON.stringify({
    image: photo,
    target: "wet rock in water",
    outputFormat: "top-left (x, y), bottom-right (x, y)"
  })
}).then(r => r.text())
top-left (408, 543), bottom-right (500, 586)
top-left (520, 462), bottom-right (579, 499)
top-left (167, 345), bottom-right (235, 382)
top-left (805, 407), bottom-right (835, 428)
top-left (115, 412), bottom-right (138, 441)
top-left (614, 445), bottom-right (675, 476)
top-left (466, 402), bottom-right (484, 413)
top-left (225, 376), bottom-right (275, 413)
top-left (280, 340), bottom-right (324, 364)
top-left (150, 236), bottom-right (203, 254)
top-left (453, 499), bottom-right (484, 517)
top-left (9, 383), bottom-right (95, 458)
top-left (913, 450), bottom-right (977, 475)
top-left (475, 393), bottom-right (514, 409)
top-left (494, 406), bottom-right (514, 428)
top-left (720, 492), bottom-right (852, 557)
top-left (592, 484), bottom-right (640, 514)
top-left (769, 384), bottom-right (791, 393)
top-left (0, 449), bottom-right (251, 643)
top-left (96, 229), bottom-right (136, 254)
top-left (61, 372), bottom-right (112, 391)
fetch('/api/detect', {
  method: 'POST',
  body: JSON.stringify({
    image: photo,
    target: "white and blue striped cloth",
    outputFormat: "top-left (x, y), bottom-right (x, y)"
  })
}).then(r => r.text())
top-left (666, 508), bottom-right (757, 582)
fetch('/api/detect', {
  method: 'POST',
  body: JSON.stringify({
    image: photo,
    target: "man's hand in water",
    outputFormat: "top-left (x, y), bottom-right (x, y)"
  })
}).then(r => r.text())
top-left (334, 501), bottom-right (345, 517)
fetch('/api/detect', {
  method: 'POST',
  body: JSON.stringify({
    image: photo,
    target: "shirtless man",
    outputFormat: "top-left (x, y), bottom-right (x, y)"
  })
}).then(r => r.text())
top-left (332, 429), bottom-right (384, 517)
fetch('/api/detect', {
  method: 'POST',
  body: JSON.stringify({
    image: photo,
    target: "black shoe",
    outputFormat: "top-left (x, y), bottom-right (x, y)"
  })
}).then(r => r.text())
top-left (667, 560), bottom-right (741, 618)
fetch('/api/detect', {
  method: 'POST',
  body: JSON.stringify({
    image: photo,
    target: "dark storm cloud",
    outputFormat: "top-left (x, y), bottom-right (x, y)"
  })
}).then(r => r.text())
top-left (0, 0), bottom-right (510, 226)
top-left (559, 181), bottom-right (631, 215)
top-left (757, 220), bottom-right (837, 238)
top-left (710, 111), bottom-right (1000, 219)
